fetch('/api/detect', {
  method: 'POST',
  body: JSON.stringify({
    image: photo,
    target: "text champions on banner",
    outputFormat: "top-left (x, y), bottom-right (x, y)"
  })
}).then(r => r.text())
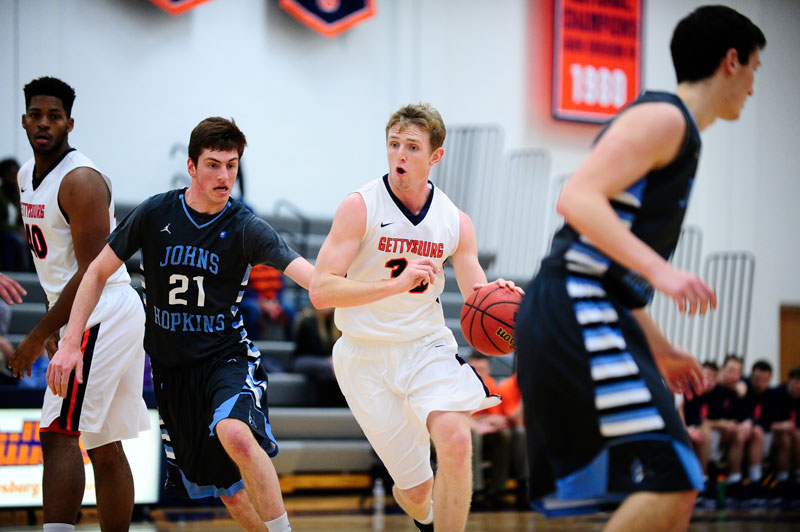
top-left (553, 0), bottom-right (642, 123)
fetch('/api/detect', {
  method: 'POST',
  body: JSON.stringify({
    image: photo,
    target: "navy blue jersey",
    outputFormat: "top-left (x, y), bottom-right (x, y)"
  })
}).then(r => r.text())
top-left (544, 91), bottom-right (701, 308)
top-left (108, 189), bottom-right (299, 367)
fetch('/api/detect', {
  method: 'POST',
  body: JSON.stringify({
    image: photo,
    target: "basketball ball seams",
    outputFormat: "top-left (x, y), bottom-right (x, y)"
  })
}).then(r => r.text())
top-left (460, 284), bottom-right (522, 356)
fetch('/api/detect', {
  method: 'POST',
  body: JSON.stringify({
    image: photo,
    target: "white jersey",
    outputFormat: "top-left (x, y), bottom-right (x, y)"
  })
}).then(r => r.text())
top-left (335, 176), bottom-right (460, 342)
top-left (18, 149), bottom-right (130, 307)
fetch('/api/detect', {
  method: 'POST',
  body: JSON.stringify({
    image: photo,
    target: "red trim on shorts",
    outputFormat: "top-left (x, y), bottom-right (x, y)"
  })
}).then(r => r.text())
top-left (64, 329), bottom-right (90, 431)
top-left (39, 418), bottom-right (80, 436)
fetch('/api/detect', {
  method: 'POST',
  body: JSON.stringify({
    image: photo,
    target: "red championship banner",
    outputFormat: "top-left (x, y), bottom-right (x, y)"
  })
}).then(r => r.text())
top-left (553, 0), bottom-right (642, 123)
top-left (148, 0), bottom-right (213, 16)
top-left (279, 0), bottom-right (376, 38)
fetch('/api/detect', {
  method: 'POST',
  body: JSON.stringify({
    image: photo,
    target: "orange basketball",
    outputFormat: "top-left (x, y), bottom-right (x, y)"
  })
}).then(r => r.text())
top-left (460, 285), bottom-right (522, 356)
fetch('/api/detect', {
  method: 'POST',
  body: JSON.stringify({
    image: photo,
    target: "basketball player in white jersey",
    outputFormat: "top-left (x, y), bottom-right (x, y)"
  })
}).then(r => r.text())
top-left (8, 77), bottom-right (148, 532)
top-left (310, 103), bottom-right (522, 531)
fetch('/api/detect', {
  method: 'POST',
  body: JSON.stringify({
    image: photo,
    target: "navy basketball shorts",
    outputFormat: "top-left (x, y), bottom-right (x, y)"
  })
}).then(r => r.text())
top-left (151, 349), bottom-right (278, 499)
top-left (516, 265), bottom-right (703, 514)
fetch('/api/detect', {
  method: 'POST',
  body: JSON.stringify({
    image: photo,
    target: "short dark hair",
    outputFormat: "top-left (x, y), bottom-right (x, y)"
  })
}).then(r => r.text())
top-left (23, 77), bottom-right (76, 117)
top-left (751, 359), bottom-right (772, 374)
top-left (702, 361), bottom-right (719, 371)
top-left (723, 354), bottom-right (743, 367)
top-left (670, 5), bottom-right (766, 83)
top-left (0, 158), bottom-right (19, 177)
top-left (188, 117), bottom-right (247, 164)
top-left (788, 367), bottom-right (800, 381)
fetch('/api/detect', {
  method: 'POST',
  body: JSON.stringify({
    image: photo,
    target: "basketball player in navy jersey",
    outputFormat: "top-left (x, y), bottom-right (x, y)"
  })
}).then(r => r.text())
top-left (310, 103), bottom-right (521, 531)
top-left (516, 6), bottom-right (765, 531)
top-left (9, 77), bottom-right (149, 532)
top-left (52, 117), bottom-right (312, 532)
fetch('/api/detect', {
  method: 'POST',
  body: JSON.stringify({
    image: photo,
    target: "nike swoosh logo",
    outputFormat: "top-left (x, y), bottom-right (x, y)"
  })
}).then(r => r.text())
top-left (380, 222), bottom-right (394, 227)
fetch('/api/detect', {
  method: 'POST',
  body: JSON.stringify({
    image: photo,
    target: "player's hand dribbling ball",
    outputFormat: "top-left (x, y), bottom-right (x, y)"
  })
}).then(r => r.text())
top-left (460, 285), bottom-right (522, 356)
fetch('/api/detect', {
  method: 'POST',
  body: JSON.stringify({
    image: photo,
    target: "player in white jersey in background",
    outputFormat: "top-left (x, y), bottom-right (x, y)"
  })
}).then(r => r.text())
top-left (310, 103), bottom-right (522, 532)
top-left (9, 76), bottom-right (148, 532)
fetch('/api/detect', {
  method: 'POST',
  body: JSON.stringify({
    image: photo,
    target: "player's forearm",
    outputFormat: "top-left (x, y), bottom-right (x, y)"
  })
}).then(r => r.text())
top-left (557, 187), bottom-right (668, 283)
top-left (309, 273), bottom-right (403, 309)
top-left (27, 269), bottom-right (86, 343)
top-left (452, 255), bottom-right (487, 301)
top-left (59, 261), bottom-right (111, 350)
top-left (284, 256), bottom-right (314, 290)
top-left (630, 308), bottom-right (672, 359)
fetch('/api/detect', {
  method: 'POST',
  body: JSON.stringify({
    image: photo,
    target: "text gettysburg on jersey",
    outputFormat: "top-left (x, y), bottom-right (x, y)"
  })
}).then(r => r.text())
top-left (378, 237), bottom-right (445, 258)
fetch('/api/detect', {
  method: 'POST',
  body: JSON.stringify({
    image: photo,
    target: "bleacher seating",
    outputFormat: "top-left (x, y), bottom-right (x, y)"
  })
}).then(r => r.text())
top-left (1, 208), bottom-right (519, 489)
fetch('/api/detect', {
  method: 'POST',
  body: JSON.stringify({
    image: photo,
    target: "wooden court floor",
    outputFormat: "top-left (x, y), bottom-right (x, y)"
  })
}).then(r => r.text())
top-left (2, 495), bottom-right (799, 531)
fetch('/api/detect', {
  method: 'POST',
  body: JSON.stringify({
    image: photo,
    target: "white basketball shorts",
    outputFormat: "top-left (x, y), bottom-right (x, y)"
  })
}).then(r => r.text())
top-left (333, 328), bottom-right (500, 489)
top-left (41, 284), bottom-right (149, 450)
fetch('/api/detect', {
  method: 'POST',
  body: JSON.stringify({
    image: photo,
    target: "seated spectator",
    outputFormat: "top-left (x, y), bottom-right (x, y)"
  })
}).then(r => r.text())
top-left (706, 354), bottom-right (752, 505)
top-left (291, 305), bottom-right (345, 406)
top-left (0, 158), bottom-right (29, 271)
top-left (681, 361), bottom-right (718, 505)
top-left (742, 359), bottom-right (777, 503)
top-left (770, 366), bottom-right (800, 505)
top-left (467, 352), bottom-right (512, 507)
top-left (240, 264), bottom-right (296, 340)
top-left (495, 371), bottom-right (529, 508)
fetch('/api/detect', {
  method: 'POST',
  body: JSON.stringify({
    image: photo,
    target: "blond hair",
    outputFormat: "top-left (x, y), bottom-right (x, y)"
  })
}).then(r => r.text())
top-left (385, 103), bottom-right (446, 151)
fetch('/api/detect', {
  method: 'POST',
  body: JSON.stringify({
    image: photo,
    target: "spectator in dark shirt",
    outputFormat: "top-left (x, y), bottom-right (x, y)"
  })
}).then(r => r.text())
top-left (770, 366), bottom-right (800, 501)
top-left (681, 361), bottom-right (717, 502)
top-left (742, 360), bottom-right (776, 498)
top-left (0, 158), bottom-right (29, 271)
top-left (706, 355), bottom-right (750, 502)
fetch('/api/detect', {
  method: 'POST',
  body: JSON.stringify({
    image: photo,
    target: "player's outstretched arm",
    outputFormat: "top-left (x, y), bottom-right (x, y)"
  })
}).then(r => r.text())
top-left (631, 308), bottom-right (705, 399)
top-left (451, 211), bottom-right (522, 300)
top-left (283, 256), bottom-right (314, 290)
top-left (309, 193), bottom-right (436, 309)
top-left (47, 244), bottom-right (124, 398)
top-left (559, 103), bottom-right (715, 315)
top-left (9, 167), bottom-right (111, 378)
top-left (0, 273), bottom-right (26, 305)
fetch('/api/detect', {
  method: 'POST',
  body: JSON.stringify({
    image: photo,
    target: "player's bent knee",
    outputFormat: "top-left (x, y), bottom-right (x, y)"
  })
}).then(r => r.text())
top-left (216, 419), bottom-right (258, 461)
top-left (397, 479), bottom-right (433, 506)
top-left (435, 428), bottom-right (471, 464)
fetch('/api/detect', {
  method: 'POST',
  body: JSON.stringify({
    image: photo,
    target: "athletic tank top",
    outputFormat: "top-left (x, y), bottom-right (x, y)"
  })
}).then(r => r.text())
top-left (335, 175), bottom-right (460, 342)
top-left (544, 91), bottom-right (702, 308)
top-left (18, 149), bottom-right (130, 307)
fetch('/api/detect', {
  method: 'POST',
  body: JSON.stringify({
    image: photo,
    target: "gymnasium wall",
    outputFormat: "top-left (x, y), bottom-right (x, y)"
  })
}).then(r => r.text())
top-left (1, 0), bottom-right (798, 374)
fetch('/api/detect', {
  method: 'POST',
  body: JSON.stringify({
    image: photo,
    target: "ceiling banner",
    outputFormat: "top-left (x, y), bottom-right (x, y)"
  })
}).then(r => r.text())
top-left (279, 0), bottom-right (376, 38)
top-left (552, 0), bottom-right (642, 123)
top-left (148, 0), bottom-right (213, 16)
